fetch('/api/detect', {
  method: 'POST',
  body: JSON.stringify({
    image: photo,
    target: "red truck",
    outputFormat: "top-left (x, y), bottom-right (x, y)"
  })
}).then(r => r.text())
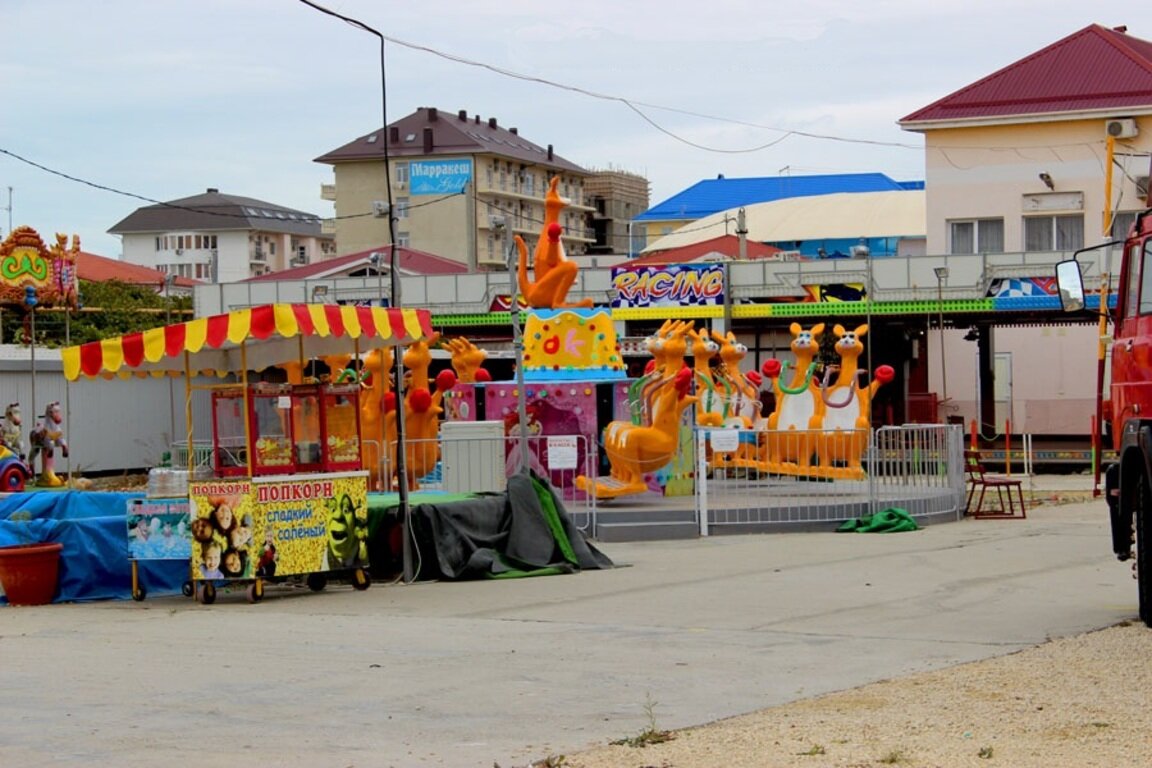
top-left (1059, 212), bottom-right (1152, 626)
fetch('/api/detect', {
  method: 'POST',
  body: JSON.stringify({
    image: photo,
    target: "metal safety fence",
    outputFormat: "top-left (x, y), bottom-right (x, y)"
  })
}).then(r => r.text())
top-left (695, 424), bottom-right (965, 534)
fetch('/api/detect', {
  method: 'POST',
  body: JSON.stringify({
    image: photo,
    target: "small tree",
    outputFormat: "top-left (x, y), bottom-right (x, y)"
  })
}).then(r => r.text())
top-left (7, 280), bottom-right (192, 348)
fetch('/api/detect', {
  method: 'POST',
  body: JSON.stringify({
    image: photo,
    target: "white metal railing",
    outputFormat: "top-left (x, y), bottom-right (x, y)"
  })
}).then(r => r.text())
top-left (695, 424), bottom-right (965, 533)
top-left (199, 249), bottom-right (1082, 318)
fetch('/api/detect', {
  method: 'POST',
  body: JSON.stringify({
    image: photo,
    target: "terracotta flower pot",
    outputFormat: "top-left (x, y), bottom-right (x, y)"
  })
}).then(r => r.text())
top-left (0, 542), bottom-right (63, 606)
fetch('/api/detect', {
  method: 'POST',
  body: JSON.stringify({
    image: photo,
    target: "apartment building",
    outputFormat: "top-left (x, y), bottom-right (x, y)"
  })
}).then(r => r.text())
top-left (583, 168), bottom-right (650, 257)
top-left (109, 188), bottom-right (336, 283)
top-left (314, 106), bottom-right (596, 269)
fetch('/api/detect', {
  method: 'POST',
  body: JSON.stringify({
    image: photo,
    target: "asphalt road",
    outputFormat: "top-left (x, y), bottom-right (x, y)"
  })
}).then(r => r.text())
top-left (0, 494), bottom-right (1134, 768)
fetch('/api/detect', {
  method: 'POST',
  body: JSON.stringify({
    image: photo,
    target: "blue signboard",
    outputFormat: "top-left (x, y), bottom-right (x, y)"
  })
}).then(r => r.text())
top-left (410, 159), bottom-right (473, 194)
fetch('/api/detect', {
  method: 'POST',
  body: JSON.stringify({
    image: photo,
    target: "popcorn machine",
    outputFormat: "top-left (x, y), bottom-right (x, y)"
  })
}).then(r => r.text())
top-left (210, 383), bottom-right (363, 477)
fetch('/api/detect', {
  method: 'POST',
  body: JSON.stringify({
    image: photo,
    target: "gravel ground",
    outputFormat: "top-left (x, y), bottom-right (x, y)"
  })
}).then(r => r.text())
top-left (560, 622), bottom-right (1152, 768)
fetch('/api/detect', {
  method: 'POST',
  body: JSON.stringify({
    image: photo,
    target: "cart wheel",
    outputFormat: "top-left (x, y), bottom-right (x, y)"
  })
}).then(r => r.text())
top-left (132, 584), bottom-right (147, 602)
top-left (0, 464), bottom-right (27, 492)
top-left (306, 573), bottom-right (328, 592)
top-left (352, 568), bottom-right (371, 591)
top-left (196, 582), bottom-right (216, 605)
top-left (182, 580), bottom-right (194, 598)
top-left (246, 581), bottom-right (264, 604)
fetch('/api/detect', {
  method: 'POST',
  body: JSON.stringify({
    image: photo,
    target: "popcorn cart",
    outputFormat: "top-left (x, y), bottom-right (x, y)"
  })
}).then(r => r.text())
top-left (61, 303), bottom-right (434, 605)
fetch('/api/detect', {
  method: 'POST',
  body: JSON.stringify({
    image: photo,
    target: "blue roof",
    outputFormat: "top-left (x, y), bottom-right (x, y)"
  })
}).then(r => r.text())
top-left (636, 173), bottom-right (924, 222)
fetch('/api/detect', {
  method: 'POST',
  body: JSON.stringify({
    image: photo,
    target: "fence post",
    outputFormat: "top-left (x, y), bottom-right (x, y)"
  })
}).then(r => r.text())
top-left (696, 430), bottom-right (709, 536)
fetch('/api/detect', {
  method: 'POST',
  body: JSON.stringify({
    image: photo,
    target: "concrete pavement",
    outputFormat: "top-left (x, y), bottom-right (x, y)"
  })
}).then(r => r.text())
top-left (0, 472), bottom-right (1136, 768)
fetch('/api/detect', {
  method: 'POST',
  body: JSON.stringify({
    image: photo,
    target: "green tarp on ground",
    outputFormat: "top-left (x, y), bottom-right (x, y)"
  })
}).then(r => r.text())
top-left (368, 472), bottom-right (613, 581)
top-left (837, 507), bottom-right (919, 533)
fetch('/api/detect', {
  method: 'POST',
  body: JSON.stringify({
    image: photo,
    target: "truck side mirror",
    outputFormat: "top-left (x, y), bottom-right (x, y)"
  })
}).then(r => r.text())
top-left (1055, 259), bottom-right (1085, 312)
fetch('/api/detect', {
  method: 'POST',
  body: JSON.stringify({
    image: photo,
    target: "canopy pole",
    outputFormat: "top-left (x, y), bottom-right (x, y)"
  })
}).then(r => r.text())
top-left (184, 351), bottom-right (193, 467)
top-left (241, 342), bottom-right (253, 476)
top-left (353, 336), bottom-right (364, 448)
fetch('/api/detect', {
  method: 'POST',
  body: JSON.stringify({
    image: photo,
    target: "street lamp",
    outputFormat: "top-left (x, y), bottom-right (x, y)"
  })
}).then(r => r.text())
top-left (933, 266), bottom-right (949, 411)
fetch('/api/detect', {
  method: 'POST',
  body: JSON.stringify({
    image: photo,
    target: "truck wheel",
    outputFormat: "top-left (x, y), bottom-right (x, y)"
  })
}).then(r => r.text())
top-left (1138, 469), bottom-right (1152, 627)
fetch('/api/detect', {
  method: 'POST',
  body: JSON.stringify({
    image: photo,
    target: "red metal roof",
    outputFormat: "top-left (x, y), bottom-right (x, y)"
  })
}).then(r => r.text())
top-left (245, 245), bottom-right (469, 282)
top-left (901, 24), bottom-right (1152, 125)
top-left (76, 251), bottom-right (199, 288)
top-left (625, 235), bottom-right (782, 266)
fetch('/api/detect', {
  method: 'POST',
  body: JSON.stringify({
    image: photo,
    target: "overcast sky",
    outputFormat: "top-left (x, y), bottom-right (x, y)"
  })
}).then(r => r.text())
top-left (1, 1), bottom-right (1145, 257)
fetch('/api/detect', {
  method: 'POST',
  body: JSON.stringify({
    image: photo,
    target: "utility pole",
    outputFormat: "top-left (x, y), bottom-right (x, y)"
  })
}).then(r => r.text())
top-left (736, 207), bottom-right (748, 261)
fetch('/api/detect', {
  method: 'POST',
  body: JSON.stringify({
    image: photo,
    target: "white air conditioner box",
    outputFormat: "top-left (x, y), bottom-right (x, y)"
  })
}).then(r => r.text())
top-left (1106, 118), bottom-right (1139, 139)
top-left (440, 420), bottom-right (507, 494)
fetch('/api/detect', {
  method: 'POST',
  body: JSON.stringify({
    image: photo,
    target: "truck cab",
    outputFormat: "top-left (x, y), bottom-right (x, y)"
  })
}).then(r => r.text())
top-left (1059, 209), bottom-right (1152, 625)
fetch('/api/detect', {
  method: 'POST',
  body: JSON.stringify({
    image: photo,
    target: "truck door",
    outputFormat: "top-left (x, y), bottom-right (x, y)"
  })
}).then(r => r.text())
top-left (1111, 239), bottom-right (1152, 438)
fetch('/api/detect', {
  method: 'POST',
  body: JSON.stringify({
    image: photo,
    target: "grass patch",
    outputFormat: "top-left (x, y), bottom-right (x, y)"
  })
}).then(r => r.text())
top-left (610, 693), bottom-right (675, 749)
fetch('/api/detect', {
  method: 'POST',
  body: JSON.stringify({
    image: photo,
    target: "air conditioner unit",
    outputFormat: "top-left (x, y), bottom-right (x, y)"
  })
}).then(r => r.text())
top-left (174, 249), bottom-right (183, 256)
top-left (290, 256), bottom-right (307, 266)
top-left (396, 181), bottom-right (406, 190)
top-left (488, 214), bottom-right (507, 230)
top-left (1138, 176), bottom-right (1151, 199)
top-left (1106, 118), bottom-right (1139, 139)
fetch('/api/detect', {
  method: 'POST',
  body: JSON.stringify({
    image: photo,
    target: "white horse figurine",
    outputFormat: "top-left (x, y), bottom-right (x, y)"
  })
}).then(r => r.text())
top-left (1, 402), bottom-right (23, 459)
top-left (28, 401), bottom-right (69, 487)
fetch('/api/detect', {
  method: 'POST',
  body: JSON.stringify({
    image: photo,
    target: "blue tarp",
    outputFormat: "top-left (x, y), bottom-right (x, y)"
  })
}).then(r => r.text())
top-left (0, 491), bottom-right (188, 604)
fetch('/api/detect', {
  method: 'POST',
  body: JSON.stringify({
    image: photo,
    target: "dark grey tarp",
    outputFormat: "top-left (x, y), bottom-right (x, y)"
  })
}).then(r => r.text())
top-left (406, 471), bottom-right (613, 580)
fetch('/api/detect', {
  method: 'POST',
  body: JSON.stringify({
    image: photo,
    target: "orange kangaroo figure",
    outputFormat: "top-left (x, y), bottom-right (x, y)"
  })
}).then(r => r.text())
top-left (815, 324), bottom-right (894, 479)
top-left (577, 367), bottom-right (698, 500)
top-left (514, 176), bottom-right (592, 310)
top-left (761, 322), bottom-right (825, 473)
top-left (444, 337), bottom-right (487, 383)
top-left (360, 347), bottom-right (394, 489)
top-left (709, 330), bottom-right (761, 468)
top-left (688, 328), bottom-right (723, 427)
top-left (626, 319), bottom-right (691, 428)
top-left (387, 336), bottom-right (456, 490)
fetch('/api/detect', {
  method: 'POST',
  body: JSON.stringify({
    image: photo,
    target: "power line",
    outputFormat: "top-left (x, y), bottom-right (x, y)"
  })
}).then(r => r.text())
top-left (0, 145), bottom-right (424, 223)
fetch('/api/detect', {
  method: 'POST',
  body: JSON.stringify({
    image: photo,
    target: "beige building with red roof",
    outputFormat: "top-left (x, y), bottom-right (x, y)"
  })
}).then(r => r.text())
top-left (900, 23), bottom-right (1152, 255)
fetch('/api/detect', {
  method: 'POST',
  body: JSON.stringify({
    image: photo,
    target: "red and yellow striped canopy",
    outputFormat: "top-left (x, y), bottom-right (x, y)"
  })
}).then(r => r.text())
top-left (62, 303), bottom-right (433, 380)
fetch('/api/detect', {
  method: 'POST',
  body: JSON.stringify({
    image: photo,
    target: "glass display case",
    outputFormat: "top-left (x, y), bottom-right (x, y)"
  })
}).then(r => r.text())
top-left (321, 384), bottom-right (362, 472)
top-left (249, 384), bottom-right (294, 475)
top-left (291, 386), bottom-right (323, 473)
top-left (210, 388), bottom-right (248, 477)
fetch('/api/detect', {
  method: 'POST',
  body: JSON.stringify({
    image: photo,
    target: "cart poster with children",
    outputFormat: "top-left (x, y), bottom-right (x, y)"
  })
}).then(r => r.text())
top-left (188, 472), bottom-right (368, 582)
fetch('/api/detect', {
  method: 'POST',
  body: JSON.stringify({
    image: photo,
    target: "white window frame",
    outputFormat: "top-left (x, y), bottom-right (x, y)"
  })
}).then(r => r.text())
top-left (1023, 214), bottom-right (1084, 251)
top-left (948, 218), bottom-right (1004, 254)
